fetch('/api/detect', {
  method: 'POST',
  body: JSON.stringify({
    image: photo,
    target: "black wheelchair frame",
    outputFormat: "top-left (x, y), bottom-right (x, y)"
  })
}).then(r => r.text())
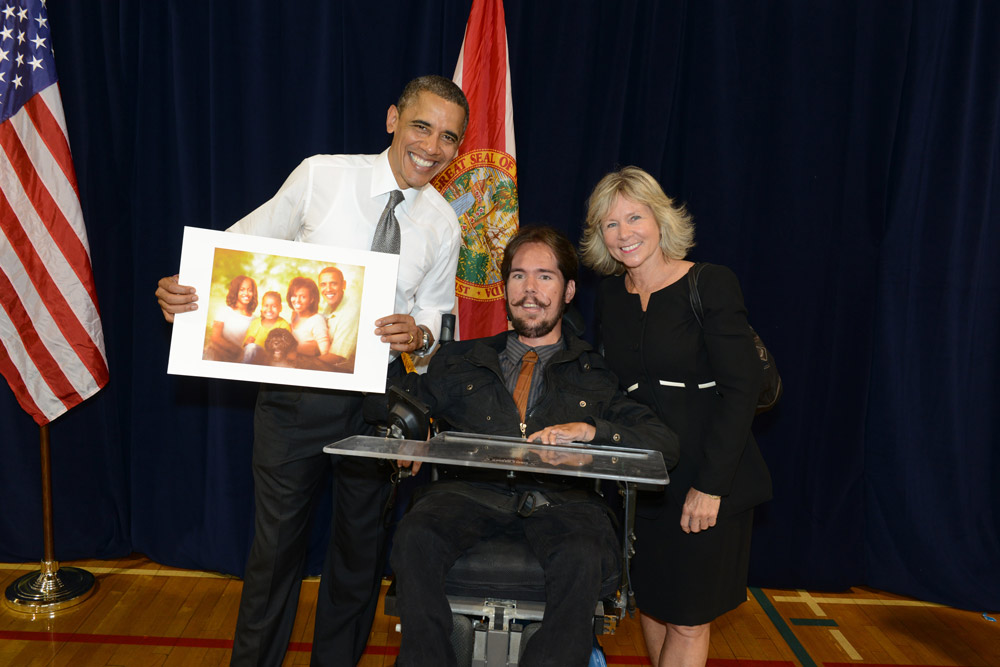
top-left (381, 386), bottom-right (641, 667)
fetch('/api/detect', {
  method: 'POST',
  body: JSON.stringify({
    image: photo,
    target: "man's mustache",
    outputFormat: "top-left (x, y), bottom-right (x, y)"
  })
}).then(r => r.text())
top-left (510, 296), bottom-right (552, 308)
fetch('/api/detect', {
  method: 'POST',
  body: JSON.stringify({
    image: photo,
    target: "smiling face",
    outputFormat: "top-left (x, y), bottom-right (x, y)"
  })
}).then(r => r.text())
top-left (386, 91), bottom-right (466, 190)
top-left (237, 279), bottom-right (254, 303)
top-left (505, 242), bottom-right (576, 346)
top-left (319, 268), bottom-right (346, 312)
top-left (260, 293), bottom-right (281, 322)
top-left (289, 286), bottom-right (313, 314)
top-left (601, 194), bottom-right (666, 272)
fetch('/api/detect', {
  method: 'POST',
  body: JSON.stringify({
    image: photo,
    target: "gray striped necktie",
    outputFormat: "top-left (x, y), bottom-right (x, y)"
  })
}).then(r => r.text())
top-left (371, 189), bottom-right (404, 254)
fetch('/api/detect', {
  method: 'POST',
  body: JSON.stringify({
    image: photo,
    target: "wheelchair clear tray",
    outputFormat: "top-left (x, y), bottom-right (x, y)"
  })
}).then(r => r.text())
top-left (323, 431), bottom-right (669, 485)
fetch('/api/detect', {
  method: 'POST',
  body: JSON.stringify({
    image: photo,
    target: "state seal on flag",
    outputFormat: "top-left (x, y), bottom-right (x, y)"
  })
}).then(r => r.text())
top-left (432, 148), bottom-right (519, 303)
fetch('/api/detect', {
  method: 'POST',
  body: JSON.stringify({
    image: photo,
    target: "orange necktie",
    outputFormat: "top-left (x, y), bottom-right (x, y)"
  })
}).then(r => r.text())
top-left (512, 349), bottom-right (539, 425)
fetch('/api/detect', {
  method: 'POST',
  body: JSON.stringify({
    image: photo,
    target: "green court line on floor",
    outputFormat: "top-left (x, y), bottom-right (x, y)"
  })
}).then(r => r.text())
top-left (789, 618), bottom-right (838, 627)
top-left (749, 587), bottom-right (816, 667)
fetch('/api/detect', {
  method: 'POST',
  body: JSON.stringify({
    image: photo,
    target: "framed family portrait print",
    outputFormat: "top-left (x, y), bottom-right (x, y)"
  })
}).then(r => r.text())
top-left (167, 226), bottom-right (399, 393)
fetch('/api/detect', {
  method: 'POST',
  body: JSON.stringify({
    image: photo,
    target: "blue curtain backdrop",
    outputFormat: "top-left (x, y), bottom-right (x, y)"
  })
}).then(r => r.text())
top-left (1, 1), bottom-right (997, 611)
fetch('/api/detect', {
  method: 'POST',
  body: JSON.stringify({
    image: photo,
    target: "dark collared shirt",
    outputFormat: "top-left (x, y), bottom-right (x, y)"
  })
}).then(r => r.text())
top-left (498, 332), bottom-right (565, 416)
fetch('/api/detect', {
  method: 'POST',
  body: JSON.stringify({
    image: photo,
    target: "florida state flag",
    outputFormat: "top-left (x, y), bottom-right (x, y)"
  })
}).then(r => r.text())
top-left (432, 0), bottom-right (518, 340)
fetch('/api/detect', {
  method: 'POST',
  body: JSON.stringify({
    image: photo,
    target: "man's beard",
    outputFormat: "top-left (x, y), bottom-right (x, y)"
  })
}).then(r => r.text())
top-left (507, 293), bottom-right (568, 340)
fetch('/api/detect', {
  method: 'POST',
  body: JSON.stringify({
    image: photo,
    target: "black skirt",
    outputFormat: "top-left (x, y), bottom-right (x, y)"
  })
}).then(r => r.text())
top-left (630, 493), bottom-right (754, 626)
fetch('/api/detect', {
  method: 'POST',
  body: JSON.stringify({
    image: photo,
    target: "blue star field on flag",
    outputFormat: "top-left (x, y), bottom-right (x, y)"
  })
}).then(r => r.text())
top-left (0, 0), bottom-right (57, 123)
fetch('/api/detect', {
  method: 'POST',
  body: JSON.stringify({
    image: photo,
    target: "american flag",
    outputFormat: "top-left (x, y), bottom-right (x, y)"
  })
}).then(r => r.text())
top-left (0, 0), bottom-right (108, 425)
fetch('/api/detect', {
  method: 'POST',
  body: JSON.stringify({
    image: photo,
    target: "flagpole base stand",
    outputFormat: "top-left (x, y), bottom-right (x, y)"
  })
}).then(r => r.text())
top-left (4, 561), bottom-right (96, 616)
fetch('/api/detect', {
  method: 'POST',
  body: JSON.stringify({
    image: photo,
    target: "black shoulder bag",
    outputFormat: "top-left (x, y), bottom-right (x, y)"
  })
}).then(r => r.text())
top-left (687, 263), bottom-right (782, 414)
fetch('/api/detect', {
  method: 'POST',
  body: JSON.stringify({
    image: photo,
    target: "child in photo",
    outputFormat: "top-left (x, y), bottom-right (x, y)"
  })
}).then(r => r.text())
top-left (241, 291), bottom-right (291, 364)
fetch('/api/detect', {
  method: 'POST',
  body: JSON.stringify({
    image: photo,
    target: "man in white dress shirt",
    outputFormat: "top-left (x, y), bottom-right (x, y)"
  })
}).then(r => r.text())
top-left (156, 75), bottom-right (468, 667)
top-left (314, 266), bottom-right (361, 372)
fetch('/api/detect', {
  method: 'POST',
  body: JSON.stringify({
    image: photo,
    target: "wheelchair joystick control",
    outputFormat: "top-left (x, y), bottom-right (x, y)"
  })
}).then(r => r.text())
top-left (439, 313), bottom-right (455, 346)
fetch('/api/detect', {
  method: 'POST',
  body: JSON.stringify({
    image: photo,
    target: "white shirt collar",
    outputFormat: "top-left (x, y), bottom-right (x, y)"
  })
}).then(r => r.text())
top-left (371, 149), bottom-right (418, 206)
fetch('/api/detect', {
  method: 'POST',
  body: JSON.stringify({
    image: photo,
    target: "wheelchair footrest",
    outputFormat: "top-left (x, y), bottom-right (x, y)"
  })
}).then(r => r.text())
top-left (468, 608), bottom-right (540, 667)
top-left (595, 611), bottom-right (618, 636)
top-left (449, 595), bottom-right (546, 623)
top-left (594, 595), bottom-right (625, 635)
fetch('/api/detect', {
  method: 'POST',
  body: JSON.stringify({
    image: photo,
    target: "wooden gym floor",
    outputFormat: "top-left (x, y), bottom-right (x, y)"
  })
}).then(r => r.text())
top-left (1, 554), bottom-right (997, 666)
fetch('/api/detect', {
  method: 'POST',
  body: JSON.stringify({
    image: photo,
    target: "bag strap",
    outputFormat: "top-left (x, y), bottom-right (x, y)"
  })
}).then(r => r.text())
top-left (687, 262), bottom-right (707, 326)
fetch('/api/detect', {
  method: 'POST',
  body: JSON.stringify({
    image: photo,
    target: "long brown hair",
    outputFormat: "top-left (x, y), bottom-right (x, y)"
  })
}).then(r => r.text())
top-left (286, 277), bottom-right (319, 318)
top-left (225, 275), bottom-right (258, 314)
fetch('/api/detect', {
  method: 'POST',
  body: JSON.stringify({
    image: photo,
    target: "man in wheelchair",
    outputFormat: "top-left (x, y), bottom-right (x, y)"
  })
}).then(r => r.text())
top-left (377, 225), bottom-right (679, 666)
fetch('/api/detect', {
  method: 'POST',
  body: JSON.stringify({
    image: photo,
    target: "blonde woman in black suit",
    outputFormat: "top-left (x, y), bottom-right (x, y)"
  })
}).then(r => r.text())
top-left (580, 167), bottom-right (772, 667)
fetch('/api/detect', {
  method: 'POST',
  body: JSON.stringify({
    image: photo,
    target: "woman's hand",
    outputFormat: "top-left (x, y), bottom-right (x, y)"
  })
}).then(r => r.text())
top-left (680, 487), bottom-right (721, 533)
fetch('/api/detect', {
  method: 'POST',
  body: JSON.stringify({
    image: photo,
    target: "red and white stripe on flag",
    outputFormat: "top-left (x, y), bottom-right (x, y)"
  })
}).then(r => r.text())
top-left (433, 0), bottom-right (519, 340)
top-left (1, 2), bottom-right (109, 426)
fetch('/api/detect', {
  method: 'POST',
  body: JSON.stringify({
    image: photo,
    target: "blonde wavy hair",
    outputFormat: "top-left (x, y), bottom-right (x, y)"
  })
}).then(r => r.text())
top-left (579, 166), bottom-right (695, 276)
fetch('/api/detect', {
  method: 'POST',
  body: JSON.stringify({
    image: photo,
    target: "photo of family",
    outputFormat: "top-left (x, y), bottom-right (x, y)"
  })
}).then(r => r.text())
top-left (203, 252), bottom-right (362, 375)
top-left (168, 227), bottom-right (398, 393)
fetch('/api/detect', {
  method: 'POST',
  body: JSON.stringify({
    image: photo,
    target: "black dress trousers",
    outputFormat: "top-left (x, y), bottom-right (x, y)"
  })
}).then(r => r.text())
top-left (231, 378), bottom-right (392, 667)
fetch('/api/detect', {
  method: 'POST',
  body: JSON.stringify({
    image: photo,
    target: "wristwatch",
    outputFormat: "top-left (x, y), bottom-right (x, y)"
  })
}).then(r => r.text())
top-left (415, 326), bottom-right (432, 356)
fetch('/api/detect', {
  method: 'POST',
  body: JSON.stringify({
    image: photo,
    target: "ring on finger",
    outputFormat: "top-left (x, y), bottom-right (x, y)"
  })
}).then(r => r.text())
top-left (406, 332), bottom-right (414, 345)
